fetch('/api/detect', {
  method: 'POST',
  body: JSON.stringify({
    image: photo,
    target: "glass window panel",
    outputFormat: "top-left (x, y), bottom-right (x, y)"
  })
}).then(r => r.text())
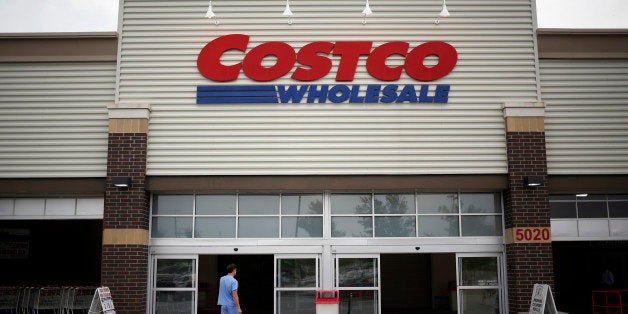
top-left (156, 259), bottom-right (195, 288)
top-left (282, 194), bottom-right (323, 215)
top-left (578, 202), bottom-right (607, 218)
top-left (374, 216), bottom-right (416, 237)
top-left (278, 259), bottom-right (317, 288)
top-left (282, 217), bottom-right (323, 238)
top-left (461, 216), bottom-right (502, 236)
top-left (339, 290), bottom-right (377, 314)
top-left (418, 193), bottom-right (458, 214)
top-left (277, 291), bottom-right (316, 314)
top-left (238, 217), bottom-right (279, 238)
top-left (374, 193), bottom-right (414, 214)
top-left (609, 201), bottom-right (628, 218)
top-left (550, 194), bottom-right (576, 201)
top-left (460, 289), bottom-right (499, 314)
top-left (151, 217), bottom-right (192, 238)
top-left (196, 195), bottom-right (236, 215)
top-left (608, 195), bottom-right (628, 200)
top-left (459, 257), bottom-right (498, 286)
top-left (195, 217), bottom-right (235, 238)
top-left (461, 193), bottom-right (501, 213)
top-left (239, 195), bottom-right (279, 215)
top-left (153, 195), bottom-right (193, 215)
top-left (338, 258), bottom-right (378, 287)
top-left (155, 291), bottom-right (193, 314)
top-left (418, 216), bottom-right (459, 237)
top-left (331, 194), bottom-right (372, 214)
top-left (331, 217), bottom-right (372, 237)
top-left (550, 202), bottom-right (577, 218)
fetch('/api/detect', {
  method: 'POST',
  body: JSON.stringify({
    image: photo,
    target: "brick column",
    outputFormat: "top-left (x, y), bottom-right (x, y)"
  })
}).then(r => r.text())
top-left (102, 104), bottom-right (150, 313)
top-left (503, 103), bottom-right (554, 313)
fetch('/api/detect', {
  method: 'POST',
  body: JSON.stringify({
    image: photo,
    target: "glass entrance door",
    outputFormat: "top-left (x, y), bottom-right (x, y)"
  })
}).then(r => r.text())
top-left (150, 255), bottom-right (198, 314)
top-left (335, 255), bottom-right (380, 314)
top-left (456, 253), bottom-right (504, 314)
top-left (275, 255), bottom-right (320, 314)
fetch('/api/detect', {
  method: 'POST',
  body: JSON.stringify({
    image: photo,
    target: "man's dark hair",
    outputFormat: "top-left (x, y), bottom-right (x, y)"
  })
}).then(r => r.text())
top-left (226, 263), bottom-right (237, 273)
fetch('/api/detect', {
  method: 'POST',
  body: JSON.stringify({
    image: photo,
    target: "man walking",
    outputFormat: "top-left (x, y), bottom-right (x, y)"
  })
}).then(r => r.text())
top-left (218, 263), bottom-right (242, 314)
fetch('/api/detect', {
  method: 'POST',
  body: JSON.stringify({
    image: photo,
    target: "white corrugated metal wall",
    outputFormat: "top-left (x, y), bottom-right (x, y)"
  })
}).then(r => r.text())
top-left (541, 59), bottom-right (628, 175)
top-left (118, 0), bottom-right (539, 175)
top-left (0, 62), bottom-right (115, 178)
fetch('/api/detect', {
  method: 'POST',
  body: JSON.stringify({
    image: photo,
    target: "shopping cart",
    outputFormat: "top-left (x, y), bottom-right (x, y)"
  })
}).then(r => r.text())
top-left (30, 287), bottom-right (63, 314)
top-left (0, 287), bottom-right (19, 314)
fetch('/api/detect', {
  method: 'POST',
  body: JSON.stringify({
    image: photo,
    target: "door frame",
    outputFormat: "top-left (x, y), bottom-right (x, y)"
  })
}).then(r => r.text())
top-left (149, 254), bottom-right (199, 314)
top-left (274, 254), bottom-right (321, 314)
top-left (455, 252), bottom-right (506, 314)
top-left (334, 253), bottom-right (381, 314)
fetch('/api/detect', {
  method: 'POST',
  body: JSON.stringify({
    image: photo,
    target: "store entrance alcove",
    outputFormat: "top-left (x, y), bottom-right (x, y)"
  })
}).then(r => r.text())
top-left (198, 253), bottom-right (458, 314)
top-left (199, 254), bottom-right (274, 314)
top-left (381, 253), bottom-right (457, 314)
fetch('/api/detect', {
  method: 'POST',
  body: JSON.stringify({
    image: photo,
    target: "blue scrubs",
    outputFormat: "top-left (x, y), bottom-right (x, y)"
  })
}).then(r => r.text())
top-left (218, 275), bottom-right (239, 314)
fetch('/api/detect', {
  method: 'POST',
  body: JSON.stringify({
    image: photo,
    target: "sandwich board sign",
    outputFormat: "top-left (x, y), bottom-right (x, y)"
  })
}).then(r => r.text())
top-left (88, 286), bottom-right (116, 314)
top-left (529, 284), bottom-right (557, 314)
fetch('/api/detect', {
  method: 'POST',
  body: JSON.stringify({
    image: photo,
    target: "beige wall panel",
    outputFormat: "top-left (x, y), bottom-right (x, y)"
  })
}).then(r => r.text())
top-left (0, 62), bottom-right (115, 178)
top-left (541, 59), bottom-right (628, 175)
top-left (118, 0), bottom-right (539, 175)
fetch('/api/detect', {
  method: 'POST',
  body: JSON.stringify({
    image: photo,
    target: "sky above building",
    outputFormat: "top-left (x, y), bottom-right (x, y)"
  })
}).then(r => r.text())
top-left (0, 0), bottom-right (626, 33)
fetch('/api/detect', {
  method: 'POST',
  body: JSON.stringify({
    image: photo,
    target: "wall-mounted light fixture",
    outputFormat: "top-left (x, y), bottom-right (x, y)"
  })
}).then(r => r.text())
top-left (283, 0), bottom-right (294, 24)
top-left (205, 1), bottom-right (219, 25)
top-left (524, 176), bottom-right (543, 187)
top-left (112, 177), bottom-right (131, 188)
top-left (435, 0), bottom-right (450, 24)
top-left (362, 0), bottom-right (373, 24)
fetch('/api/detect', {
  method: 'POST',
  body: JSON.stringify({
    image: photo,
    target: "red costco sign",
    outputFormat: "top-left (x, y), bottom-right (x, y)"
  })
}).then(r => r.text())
top-left (197, 34), bottom-right (458, 82)
top-left (195, 34), bottom-right (458, 104)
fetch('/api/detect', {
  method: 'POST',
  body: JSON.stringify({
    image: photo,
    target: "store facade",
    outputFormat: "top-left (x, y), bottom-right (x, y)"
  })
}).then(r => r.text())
top-left (1, 1), bottom-right (627, 313)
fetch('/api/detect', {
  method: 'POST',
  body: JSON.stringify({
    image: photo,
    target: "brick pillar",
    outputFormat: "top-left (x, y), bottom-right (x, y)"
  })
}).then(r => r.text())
top-left (102, 104), bottom-right (150, 313)
top-left (502, 102), bottom-right (554, 313)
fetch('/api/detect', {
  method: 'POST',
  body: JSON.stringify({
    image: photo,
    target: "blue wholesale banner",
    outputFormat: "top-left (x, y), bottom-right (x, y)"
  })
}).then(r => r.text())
top-left (197, 84), bottom-right (451, 105)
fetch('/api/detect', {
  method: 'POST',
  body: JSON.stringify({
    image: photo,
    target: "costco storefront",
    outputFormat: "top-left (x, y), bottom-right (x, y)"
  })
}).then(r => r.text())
top-left (1, 1), bottom-right (627, 313)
